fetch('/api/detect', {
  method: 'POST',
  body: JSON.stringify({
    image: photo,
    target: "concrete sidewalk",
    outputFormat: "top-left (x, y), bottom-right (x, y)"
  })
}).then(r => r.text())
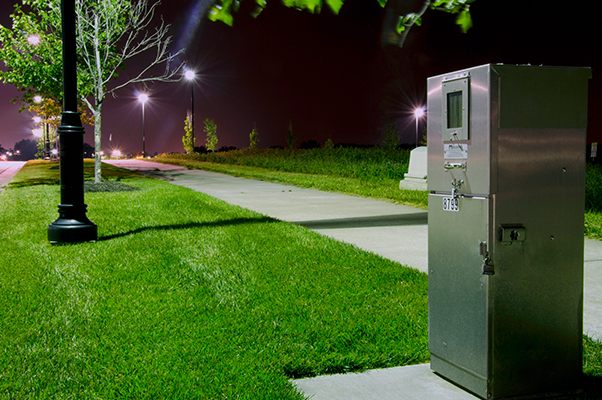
top-left (0, 161), bottom-right (26, 195)
top-left (105, 159), bottom-right (602, 400)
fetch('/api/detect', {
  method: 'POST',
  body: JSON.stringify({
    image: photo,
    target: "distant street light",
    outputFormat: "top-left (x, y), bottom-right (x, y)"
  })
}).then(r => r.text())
top-left (138, 93), bottom-right (149, 156)
top-left (27, 34), bottom-right (40, 45)
top-left (414, 107), bottom-right (426, 148)
top-left (185, 69), bottom-right (196, 152)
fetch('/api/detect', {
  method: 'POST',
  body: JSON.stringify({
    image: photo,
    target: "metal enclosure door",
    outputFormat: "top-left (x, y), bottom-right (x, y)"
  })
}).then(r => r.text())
top-left (428, 194), bottom-right (490, 399)
top-left (427, 64), bottom-right (590, 400)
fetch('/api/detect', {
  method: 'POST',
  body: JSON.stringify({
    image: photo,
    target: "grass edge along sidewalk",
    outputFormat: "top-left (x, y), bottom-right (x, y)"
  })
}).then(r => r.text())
top-left (154, 150), bottom-right (602, 240)
top-left (2, 160), bottom-right (602, 399)
top-left (154, 148), bottom-right (429, 210)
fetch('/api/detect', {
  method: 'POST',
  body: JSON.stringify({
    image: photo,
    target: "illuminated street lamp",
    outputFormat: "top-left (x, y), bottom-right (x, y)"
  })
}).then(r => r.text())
top-left (27, 34), bottom-right (40, 46)
top-left (414, 107), bottom-right (426, 148)
top-left (185, 69), bottom-right (196, 152)
top-left (47, 0), bottom-right (97, 243)
top-left (138, 93), bottom-right (149, 156)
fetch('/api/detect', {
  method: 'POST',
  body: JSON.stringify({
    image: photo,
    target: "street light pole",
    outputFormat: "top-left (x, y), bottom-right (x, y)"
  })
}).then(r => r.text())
top-left (414, 107), bottom-right (425, 148)
top-left (138, 94), bottom-right (148, 156)
top-left (33, 95), bottom-right (50, 159)
top-left (185, 69), bottom-right (195, 152)
top-left (44, 117), bottom-right (50, 159)
top-left (47, 0), bottom-right (97, 243)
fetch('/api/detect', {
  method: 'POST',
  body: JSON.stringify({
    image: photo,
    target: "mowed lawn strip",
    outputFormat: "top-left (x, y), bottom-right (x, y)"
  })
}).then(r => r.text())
top-left (1, 161), bottom-right (428, 399)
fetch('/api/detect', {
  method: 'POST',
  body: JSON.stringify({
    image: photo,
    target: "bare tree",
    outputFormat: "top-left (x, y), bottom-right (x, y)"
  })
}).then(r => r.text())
top-left (74, 0), bottom-right (184, 182)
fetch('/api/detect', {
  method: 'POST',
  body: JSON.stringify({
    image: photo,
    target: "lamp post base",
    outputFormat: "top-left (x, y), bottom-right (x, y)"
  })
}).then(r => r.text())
top-left (48, 204), bottom-right (97, 243)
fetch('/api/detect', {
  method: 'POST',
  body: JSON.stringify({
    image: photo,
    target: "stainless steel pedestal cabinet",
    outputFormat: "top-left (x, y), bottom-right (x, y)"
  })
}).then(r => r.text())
top-left (427, 64), bottom-right (591, 399)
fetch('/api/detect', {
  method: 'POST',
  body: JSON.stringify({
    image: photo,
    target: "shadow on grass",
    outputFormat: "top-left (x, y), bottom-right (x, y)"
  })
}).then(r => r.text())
top-left (8, 177), bottom-right (59, 188)
top-left (139, 170), bottom-right (187, 181)
top-left (99, 216), bottom-right (278, 241)
top-left (584, 375), bottom-right (602, 399)
top-left (294, 212), bottom-right (428, 230)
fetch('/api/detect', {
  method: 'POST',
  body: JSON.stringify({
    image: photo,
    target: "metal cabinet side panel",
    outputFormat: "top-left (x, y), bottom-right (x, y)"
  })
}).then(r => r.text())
top-left (428, 195), bottom-right (490, 398)
top-left (489, 127), bottom-right (586, 398)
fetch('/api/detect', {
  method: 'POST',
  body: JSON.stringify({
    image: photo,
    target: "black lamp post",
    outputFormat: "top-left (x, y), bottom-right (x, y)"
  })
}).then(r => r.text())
top-left (185, 69), bottom-right (195, 151)
top-left (138, 93), bottom-right (148, 156)
top-left (47, 0), bottom-right (97, 243)
top-left (44, 117), bottom-right (51, 159)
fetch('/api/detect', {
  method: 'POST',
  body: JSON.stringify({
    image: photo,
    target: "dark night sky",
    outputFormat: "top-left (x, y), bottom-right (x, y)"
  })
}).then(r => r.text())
top-left (1, 0), bottom-right (600, 155)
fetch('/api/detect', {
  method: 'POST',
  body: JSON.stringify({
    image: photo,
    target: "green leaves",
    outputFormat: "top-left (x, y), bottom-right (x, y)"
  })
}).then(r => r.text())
top-left (204, 118), bottom-right (219, 152)
top-left (208, 0), bottom-right (235, 26)
top-left (182, 112), bottom-right (195, 153)
top-left (0, 3), bottom-right (64, 109)
top-left (205, 0), bottom-right (475, 43)
top-left (431, 0), bottom-right (474, 33)
top-left (210, 0), bottom-right (346, 24)
top-left (455, 9), bottom-right (472, 33)
top-left (324, 0), bottom-right (344, 14)
top-left (396, 13), bottom-right (422, 34)
top-left (249, 128), bottom-right (260, 149)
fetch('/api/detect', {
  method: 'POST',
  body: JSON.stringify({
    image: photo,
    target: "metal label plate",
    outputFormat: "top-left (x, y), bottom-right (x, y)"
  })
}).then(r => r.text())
top-left (442, 196), bottom-right (460, 212)
top-left (444, 143), bottom-right (468, 159)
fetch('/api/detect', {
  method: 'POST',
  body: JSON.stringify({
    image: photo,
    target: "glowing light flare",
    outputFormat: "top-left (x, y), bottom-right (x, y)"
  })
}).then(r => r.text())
top-left (175, 0), bottom-right (213, 51)
top-left (185, 70), bottom-right (196, 80)
top-left (112, 150), bottom-right (122, 157)
top-left (27, 35), bottom-right (41, 45)
top-left (33, 116), bottom-right (42, 123)
top-left (33, 95), bottom-right (43, 103)
top-left (32, 128), bottom-right (43, 137)
top-left (414, 107), bottom-right (425, 118)
top-left (138, 93), bottom-right (149, 104)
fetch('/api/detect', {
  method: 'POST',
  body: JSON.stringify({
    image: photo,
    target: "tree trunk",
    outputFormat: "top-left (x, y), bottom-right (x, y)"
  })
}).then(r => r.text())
top-left (94, 101), bottom-right (102, 183)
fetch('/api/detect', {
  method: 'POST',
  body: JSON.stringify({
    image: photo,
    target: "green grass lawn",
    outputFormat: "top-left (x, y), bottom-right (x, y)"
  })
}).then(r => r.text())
top-left (1, 161), bottom-right (428, 399)
top-left (2, 160), bottom-right (602, 399)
